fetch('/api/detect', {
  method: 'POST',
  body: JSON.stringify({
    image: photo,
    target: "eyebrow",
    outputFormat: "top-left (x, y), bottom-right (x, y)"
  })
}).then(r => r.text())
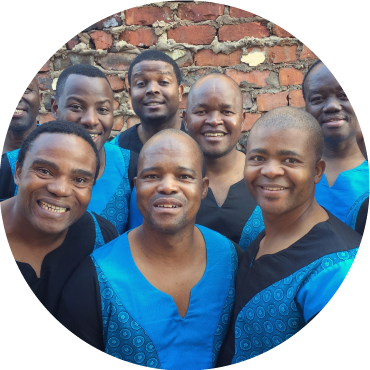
top-left (248, 148), bottom-right (303, 157)
top-left (249, 148), bottom-right (269, 155)
top-left (31, 158), bottom-right (59, 170)
top-left (133, 71), bottom-right (173, 78)
top-left (139, 166), bottom-right (197, 176)
top-left (192, 103), bottom-right (233, 110)
top-left (65, 96), bottom-right (112, 105)
top-left (71, 169), bottom-right (94, 178)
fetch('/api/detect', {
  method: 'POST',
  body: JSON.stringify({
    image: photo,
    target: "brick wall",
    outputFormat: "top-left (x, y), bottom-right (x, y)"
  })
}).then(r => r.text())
top-left (33, 1), bottom-right (318, 144)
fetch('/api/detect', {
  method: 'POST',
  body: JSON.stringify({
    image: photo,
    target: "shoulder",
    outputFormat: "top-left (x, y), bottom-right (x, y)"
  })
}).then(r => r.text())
top-left (90, 211), bottom-right (119, 242)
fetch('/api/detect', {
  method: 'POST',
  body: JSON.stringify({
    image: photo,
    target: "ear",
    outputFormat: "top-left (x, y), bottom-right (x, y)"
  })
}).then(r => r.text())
top-left (178, 84), bottom-right (184, 101)
top-left (51, 96), bottom-right (58, 119)
top-left (128, 86), bottom-right (131, 97)
top-left (241, 111), bottom-right (246, 131)
top-left (14, 161), bottom-right (22, 186)
top-left (201, 177), bottom-right (209, 200)
top-left (182, 111), bottom-right (188, 132)
top-left (314, 159), bottom-right (326, 184)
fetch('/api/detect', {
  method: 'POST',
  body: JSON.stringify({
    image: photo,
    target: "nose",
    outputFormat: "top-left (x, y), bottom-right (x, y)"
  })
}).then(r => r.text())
top-left (205, 110), bottom-right (223, 126)
top-left (157, 174), bottom-right (179, 194)
top-left (80, 107), bottom-right (99, 128)
top-left (145, 81), bottom-right (160, 95)
top-left (46, 177), bottom-right (73, 198)
top-left (260, 160), bottom-right (285, 178)
top-left (323, 96), bottom-right (341, 113)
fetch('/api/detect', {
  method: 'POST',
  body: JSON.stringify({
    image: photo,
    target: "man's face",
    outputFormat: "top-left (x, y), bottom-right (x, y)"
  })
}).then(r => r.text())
top-left (129, 60), bottom-right (183, 126)
top-left (51, 75), bottom-right (114, 151)
top-left (184, 76), bottom-right (244, 158)
top-left (135, 135), bottom-right (208, 234)
top-left (244, 127), bottom-right (324, 216)
top-left (305, 64), bottom-right (358, 144)
top-left (10, 77), bottom-right (40, 132)
top-left (15, 133), bottom-right (96, 234)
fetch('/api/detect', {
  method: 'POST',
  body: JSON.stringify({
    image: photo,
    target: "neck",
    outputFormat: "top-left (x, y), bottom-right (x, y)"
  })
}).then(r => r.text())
top-left (205, 148), bottom-right (244, 177)
top-left (3, 122), bottom-right (37, 154)
top-left (323, 135), bottom-right (364, 161)
top-left (138, 115), bottom-right (181, 145)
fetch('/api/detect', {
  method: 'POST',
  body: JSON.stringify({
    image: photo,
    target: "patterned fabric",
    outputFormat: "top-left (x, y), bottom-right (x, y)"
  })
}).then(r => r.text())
top-left (345, 191), bottom-right (369, 230)
top-left (232, 247), bottom-right (358, 363)
top-left (93, 255), bottom-right (161, 368)
top-left (211, 242), bottom-right (238, 367)
top-left (87, 211), bottom-right (106, 250)
top-left (6, 148), bottom-right (20, 196)
top-left (98, 147), bottom-right (131, 234)
top-left (239, 206), bottom-right (265, 250)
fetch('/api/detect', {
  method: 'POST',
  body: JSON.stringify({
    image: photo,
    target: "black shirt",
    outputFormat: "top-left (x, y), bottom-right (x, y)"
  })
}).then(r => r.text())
top-left (16, 211), bottom-right (118, 318)
top-left (355, 196), bottom-right (369, 235)
top-left (196, 179), bottom-right (258, 244)
top-left (113, 122), bottom-right (187, 154)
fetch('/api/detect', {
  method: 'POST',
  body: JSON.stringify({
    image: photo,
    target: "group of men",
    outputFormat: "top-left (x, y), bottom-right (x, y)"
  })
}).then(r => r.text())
top-left (0, 50), bottom-right (367, 369)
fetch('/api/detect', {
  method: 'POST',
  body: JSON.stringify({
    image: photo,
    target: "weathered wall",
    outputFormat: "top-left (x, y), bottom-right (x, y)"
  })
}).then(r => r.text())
top-left (33, 1), bottom-right (318, 143)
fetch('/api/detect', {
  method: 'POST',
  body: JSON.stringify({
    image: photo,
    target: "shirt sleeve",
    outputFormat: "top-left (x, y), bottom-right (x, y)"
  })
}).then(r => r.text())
top-left (295, 258), bottom-right (355, 323)
top-left (0, 153), bottom-right (15, 201)
top-left (128, 151), bottom-right (138, 191)
top-left (128, 187), bottom-right (143, 230)
top-left (57, 256), bottom-right (105, 351)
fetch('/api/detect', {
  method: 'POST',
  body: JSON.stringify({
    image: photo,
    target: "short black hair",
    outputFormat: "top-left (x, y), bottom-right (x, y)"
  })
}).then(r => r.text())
top-left (249, 106), bottom-right (324, 163)
top-left (302, 60), bottom-right (323, 101)
top-left (18, 120), bottom-right (100, 182)
top-left (139, 128), bottom-right (206, 177)
top-left (128, 50), bottom-right (182, 87)
top-left (55, 64), bottom-right (112, 100)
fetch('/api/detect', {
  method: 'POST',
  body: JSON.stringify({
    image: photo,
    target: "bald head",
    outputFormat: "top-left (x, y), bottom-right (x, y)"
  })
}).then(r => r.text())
top-left (187, 73), bottom-right (243, 113)
top-left (138, 129), bottom-right (206, 177)
top-left (249, 107), bottom-right (324, 163)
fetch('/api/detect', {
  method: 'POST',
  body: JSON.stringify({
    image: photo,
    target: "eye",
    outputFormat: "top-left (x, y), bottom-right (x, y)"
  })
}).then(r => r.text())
top-left (70, 104), bottom-right (82, 111)
top-left (136, 81), bottom-right (146, 87)
top-left (24, 88), bottom-right (32, 94)
top-left (250, 155), bottom-right (265, 162)
top-left (74, 177), bottom-right (87, 185)
top-left (37, 168), bottom-right (51, 176)
top-left (195, 110), bottom-right (206, 115)
top-left (159, 80), bottom-right (170, 85)
top-left (179, 174), bottom-right (193, 180)
top-left (283, 158), bottom-right (298, 164)
top-left (338, 92), bottom-right (348, 99)
top-left (310, 96), bottom-right (323, 103)
top-left (222, 110), bottom-right (234, 115)
top-left (98, 107), bottom-right (110, 113)
top-left (145, 174), bottom-right (158, 179)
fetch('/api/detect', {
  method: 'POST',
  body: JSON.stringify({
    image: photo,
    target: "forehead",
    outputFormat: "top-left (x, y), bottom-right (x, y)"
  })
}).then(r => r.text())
top-left (132, 60), bottom-right (176, 78)
top-left (305, 64), bottom-right (341, 94)
top-left (62, 74), bottom-right (113, 100)
top-left (27, 133), bottom-right (96, 164)
top-left (140, 136), bottom-right (201, 173)
top-left (27, 77), bottom-right (39, 90)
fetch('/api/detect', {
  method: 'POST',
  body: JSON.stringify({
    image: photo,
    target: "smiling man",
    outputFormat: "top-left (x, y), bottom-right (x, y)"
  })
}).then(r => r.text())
top-left (184, 74), bottom-right (263, 248)
top-left (2, 76), bottom-right (41, 154)
top-left (111, 50), bottom-right (185, 153)
top-left (58, 129), bottom-right (242, 369)
top-left (0, 64), bottom-right (139, 234)
top-left (303, 60), bottom-right (368, 230)
top-left (216, 107), bottom-right (360, 366)
top-left (1, 121), bottom-right (118, 317)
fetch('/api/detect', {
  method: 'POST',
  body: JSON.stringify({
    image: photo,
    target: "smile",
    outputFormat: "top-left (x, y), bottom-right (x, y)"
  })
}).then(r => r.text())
top-left (262, 187), bottom-right (286, 191)
top-left (90, 133), bottom-right (99, 140)
top-left (203, 133), bottom-right (225, 137)
top-left (38, 200), bottom-right (68, 213)
top-left (14, 109), bottom-right (25, 113)
top-left (155, 205), bottom-right (180, 208)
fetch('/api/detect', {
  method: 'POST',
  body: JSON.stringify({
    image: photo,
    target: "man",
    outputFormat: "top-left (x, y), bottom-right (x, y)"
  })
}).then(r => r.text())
top-left (0, 64), bottom-right (139, 234)
top-left (217, 107), bottom-right (360, 366)
top-left (2, 76), bottom-right (41, 154)
top-left (111, 50), bottom-right (185, 153)
top-left (303, 60), bottom-right (368, 230)
top-left (58, 129), bottom-right (242, 369)
top-left (184, 73), bottom-right (264, 248)
top-left (1, 121), bottom-right (118, 317)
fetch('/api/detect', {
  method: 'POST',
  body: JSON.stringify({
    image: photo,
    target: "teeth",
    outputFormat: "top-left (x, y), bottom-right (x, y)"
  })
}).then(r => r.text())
top-left (156, 205), bottom-right (178, 208)
top-left (204, 133), bottom-right (225, 137)
top-left (39, 201), bottom-right (67, 213)
top-left (147, 103), bottom-right (161, 106)
top-left (263, 187), bottom-right (285, 191)
top-left (90, 134), bottom-right (98, 139)
top-left (14, 109), bottom-right (24, 113)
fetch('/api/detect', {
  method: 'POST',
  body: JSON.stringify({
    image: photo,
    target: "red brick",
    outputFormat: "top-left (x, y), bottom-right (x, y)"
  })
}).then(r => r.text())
top-left (168, 25), bottom-right (216, 45)
top-left (113, 99), bottom-right (120, 110)
top-left (179, 94), bottom-right (188, 110)
top-left (97, 53), bottom-right (137, 71)
top-left (66, 36), bottom-right (79, 50)
top-left (125, 74), bottom-right (130, 90)
top-left (175, 50), bottom-right (193, 68)
top-left (107, 75), bottom-right (125, 92)
top-left (299, 45), bottom-right (318, 60)
top-left (125, 6), bottom-right (173, 26)
top-left (112, 115), bottom-right (124, 131)
top-left (219, 23), bottom-right (269, 42)
top-left (279, 68), bottom-right (304, 86)
top-left (194, 49), bottom-right (242, 67)
top-left (257, 92), bottom-right (288, 111)
top-left (39, 61), bottom-right (50, 72)
top-left (226, 69), bottom-right (270, 87)
top-left (272, 25), bottom-right (294, 38)
top-left (127, 116), bottom-right (140, 128)
top-left (38, 113), bottom-right (55, 124)
top-left (177, 3), bottom-right (224, 22)
top-left (229, 7), bottom-right (255, 18)
top-left (288, 90), bottom-right (305, 107)
top-left (242, 113), bottom-right (261, 131)
top-left (84, 13), bottom-right (122, 32)
top-left (119, 29), bottom-right (158, 47)
top-left (90, 31), bottom-right (113, 50)
top-left (37, 74), bottom-right (52, 91)
top-left (266, 45), bottom-right (297, 63)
